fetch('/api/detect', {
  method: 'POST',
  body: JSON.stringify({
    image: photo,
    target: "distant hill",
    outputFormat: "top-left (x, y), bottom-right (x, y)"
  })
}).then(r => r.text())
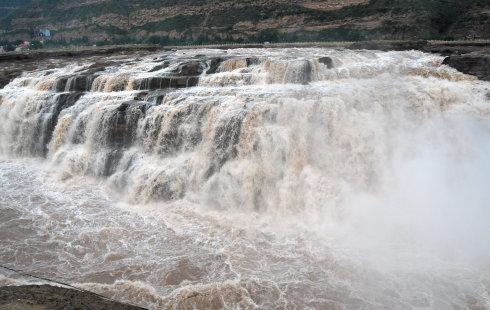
top-left (0, 0), bottom-right (488, 46)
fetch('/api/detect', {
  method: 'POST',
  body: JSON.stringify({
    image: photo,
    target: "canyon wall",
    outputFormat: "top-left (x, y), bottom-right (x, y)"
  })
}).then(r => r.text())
top-left (1, 0), bottom-right (488, 45)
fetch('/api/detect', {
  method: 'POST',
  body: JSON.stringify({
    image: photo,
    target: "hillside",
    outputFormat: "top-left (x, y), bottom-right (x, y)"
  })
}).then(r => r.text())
top-left (0, 0), bottom-right (489, 46)
top-left (0, 0), bottom-right (30, 18)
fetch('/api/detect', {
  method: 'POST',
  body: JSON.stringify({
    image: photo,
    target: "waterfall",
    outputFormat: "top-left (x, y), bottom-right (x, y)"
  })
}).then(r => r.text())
top-left (0, 48), bottom-right (482, 205)
top-left (0, 48), bottom-right (489, 309)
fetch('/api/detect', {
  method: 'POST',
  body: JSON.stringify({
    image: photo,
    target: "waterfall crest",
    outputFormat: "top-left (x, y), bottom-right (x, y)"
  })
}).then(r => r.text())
top-left (0, 49), bottom-right (485, 207)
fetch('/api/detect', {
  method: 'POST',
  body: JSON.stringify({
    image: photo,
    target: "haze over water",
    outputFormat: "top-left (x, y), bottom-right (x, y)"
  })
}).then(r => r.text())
top-left (0, 48), bottom-right (489, 309)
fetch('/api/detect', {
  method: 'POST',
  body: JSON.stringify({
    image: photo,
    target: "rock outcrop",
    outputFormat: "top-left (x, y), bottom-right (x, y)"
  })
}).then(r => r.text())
top-left (443, 53), bottom-right (490, 81)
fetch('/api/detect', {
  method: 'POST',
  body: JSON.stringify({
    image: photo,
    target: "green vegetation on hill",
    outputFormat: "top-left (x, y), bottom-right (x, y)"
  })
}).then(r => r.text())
top-left (0, 0), bottom-right (31, 18)
top-left (0, 0), bottom-right (487, 48)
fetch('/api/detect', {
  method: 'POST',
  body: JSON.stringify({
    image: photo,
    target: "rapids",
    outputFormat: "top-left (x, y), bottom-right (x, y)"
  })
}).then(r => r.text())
top-left (0, 48), bottom-right (489, 309)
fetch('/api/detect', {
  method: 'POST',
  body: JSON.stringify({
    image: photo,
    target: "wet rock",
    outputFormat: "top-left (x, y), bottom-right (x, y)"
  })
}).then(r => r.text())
top-left (185, 76), bottom-right (199, 87)
top-left (134, 77), bottom-right (170, 90)
top-left (206, 57), bottom-right (225, 74)
top-left (151, 178), bottom-right (186, 201)
top-left (172, 76), bottom-right (199, 88)
top-left (0, 68), bottom-right (24, 88)
top-left (219, 58), bottom-right (255, 72)
top-left (246, 57), bottom-right (260, 66)
top-left (303, 60), bottom-right (313, 84)
top-left (206, 111), bottom-right (246, 178)
top-left (152, 102), bottom-right (209, 155)
top-left (171, 77), bottom-right (189, 88)
top-left (0, 45), bottom-right (160, 63)
top-left (133, 76), bottom-right (199, 90)
top-left (103, 149), bottom-right (124, 176)
top-left (53, 77), bottom-right (68, 91)
top-left (54, 75), bottom-right (96, 92)
top-left (213, 112), bottom-right (245, 166)
top-left (76, 61), bottom-right (112, 75)
top-left (34, 92), bottom-right (82, 156)
top-left (266, 59), bottom-right (312, 84)
top-left (108, 100), bottom-right (147, 148)
top-left (172, 60), bottom-right (204, 76)
top-left (68, 76), bottom-right (93, 92)
top-left (318, 57), bottom-right (334, 69)
top-left (98, 101), bottom-right (147, 176)
top-left (443, 53), bottom-right (490, 81)
top-left (143, 91), bottom-right (167, 105)
top-left (133, 91), bottom-right (149, 101)
top-left (149, 61), bottom-right (170, 72)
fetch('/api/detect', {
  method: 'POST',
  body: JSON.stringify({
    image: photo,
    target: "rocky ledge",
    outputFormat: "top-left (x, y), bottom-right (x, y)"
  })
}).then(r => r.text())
top-left (0, 285), bottom-right (145, 309)
top-left (442, 53), bottom-right (490, 81)
top-left (351, 41), bottom-right (489, 81)
top-left (0, 41), bottom-right (488, 89)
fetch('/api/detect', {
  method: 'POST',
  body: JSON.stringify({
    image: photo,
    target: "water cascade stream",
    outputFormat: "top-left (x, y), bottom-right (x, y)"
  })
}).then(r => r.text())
top-left (0, 48), bottom-right (488, 309)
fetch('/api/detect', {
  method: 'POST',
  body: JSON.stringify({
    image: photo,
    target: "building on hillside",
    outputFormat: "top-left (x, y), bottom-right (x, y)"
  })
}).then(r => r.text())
top-left (38, 29), bottom-right (51, 38)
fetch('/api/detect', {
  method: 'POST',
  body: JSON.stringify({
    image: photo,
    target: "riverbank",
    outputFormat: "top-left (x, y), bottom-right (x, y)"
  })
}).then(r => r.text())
top-left (0, 285), bottom-right (145, 309)
top-left (1, 40), bottom-right (489, 61)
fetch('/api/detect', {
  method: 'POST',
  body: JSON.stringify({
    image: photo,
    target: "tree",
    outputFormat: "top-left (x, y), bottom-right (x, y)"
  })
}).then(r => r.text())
top-left (257, 29), bottom-right (280, 43)
top-left (4, 43), bottom-right (15, 52)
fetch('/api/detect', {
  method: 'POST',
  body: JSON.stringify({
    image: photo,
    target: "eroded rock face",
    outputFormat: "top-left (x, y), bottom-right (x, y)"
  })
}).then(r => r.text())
top-left (443, 54), bottom-right (490, 81)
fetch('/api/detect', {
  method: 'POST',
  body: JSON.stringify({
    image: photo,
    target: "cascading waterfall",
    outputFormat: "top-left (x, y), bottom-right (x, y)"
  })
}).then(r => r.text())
top-left (0, 48), bottom-right (489, 309)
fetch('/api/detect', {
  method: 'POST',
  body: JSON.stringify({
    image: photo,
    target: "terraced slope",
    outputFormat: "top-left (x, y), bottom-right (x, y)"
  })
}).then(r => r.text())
top-left (0, 0), bottom-right (30, 18)
top-left (0, 0), bottom-right (488, 45)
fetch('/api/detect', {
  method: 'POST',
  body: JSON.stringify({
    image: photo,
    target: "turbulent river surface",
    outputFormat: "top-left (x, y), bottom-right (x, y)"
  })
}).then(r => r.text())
top-left (0, 48), bottom-right (489, 309)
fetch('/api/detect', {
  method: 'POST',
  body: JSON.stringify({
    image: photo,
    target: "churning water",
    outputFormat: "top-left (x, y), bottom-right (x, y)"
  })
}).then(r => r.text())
top-left (0, 48), bottom-right (489, 309)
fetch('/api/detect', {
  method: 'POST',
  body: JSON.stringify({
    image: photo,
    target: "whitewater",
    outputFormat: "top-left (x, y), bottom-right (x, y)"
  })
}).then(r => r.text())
top-left (0, 48), bottom-right (489, 309)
